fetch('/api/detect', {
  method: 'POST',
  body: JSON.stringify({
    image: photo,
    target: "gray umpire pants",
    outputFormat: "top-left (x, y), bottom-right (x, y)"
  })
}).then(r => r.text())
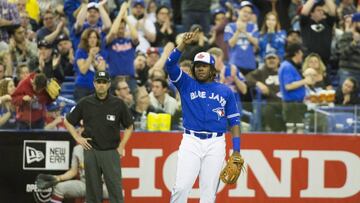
top-left (84, 149), bottom-right (123, 203)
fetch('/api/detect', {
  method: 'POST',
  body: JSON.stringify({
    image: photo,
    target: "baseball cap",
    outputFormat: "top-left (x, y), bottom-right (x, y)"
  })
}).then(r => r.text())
top-left (56, 34), bottom-right (70, 44)
top-left (146, 47), bottom-right (159, 55)
top-left (212, 8), bottom-right (226, 16)
top-left (94, 70), bottom-right (111, 82)
top-left (87, 2), bottom-right (99, 11)
top-left (352, 13), bottom-right (360, 22)
top-left (38, 40), bottom-right (52, 49)
top-left (236, 1), bottom-right (253, 10)
top-left (265, 51), bottom-right (278, 59)
top-left (132, 0), bottom-right (145, 7)
top-left (193, 52), bottom-right (215, 66)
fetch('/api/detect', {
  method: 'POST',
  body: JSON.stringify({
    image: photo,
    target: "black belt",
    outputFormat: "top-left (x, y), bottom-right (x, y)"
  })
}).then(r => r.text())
top-left (184, 129), bottom-right (223, 140)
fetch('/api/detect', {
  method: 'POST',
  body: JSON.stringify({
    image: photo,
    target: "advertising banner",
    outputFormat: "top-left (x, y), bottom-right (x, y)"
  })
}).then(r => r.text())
top-left (0, 132), bottom-right (359, 203)
top-left (121, 133), bottom-right (360, 203)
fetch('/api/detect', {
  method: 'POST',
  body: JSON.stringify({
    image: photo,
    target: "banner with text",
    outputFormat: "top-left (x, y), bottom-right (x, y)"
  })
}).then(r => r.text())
top-left (121, 133), bottom-right (360, 203)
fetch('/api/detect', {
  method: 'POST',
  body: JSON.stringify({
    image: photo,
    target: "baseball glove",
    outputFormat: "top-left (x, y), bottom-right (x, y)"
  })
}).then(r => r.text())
top-left (220, 151), bottom-right (245, 184)
top-left (35, 174), bottom-right (59, 190)
top-left (46, 78), bottom-right (61, 100)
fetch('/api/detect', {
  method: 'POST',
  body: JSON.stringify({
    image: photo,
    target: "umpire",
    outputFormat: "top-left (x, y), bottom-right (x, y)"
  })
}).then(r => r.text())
top-left (64, 70), bottom-right (134, 203)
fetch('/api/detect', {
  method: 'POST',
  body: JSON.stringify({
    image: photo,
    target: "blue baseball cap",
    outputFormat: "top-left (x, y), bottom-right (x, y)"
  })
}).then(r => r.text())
top-left (236, 1), bottom-right (253, 10)
top-left (132, 0), bottom-right (145, 7)
top-left (193, 52), bottom-right (215, 66)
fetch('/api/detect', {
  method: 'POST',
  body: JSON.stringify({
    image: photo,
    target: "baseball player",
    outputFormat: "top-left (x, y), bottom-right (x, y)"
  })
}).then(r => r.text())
top-left (166, 30), bottom-right (242, 202)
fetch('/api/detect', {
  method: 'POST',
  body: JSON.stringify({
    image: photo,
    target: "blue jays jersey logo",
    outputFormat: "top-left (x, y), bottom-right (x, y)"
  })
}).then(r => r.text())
top-left (212, 107), bottom-right (225, 120)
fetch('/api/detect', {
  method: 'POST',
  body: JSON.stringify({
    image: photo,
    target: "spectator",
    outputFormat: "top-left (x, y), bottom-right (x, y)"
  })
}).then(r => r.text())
top-left (130, 86), bottom-right (163, 129)
top-left (19, 11), bottom-right (36, 42)
top-left (146, 47), bottom-right (160, 69)
top-left (73, 29), bottom-right (108, 101)
top-left (179, 24), bottom-right (211, 62)
top-left (246, 51), bottom-right (285, 131)
top-left (279, 43), bottom-right (315, 131)
top-left (49, 144), bottom-right (109, 203)
top-left (259, 11), bottom-right (286, 63)
top-left (302, 53), bottom-right (332, 90)
top-left (56, 34), bottom-right (75, 77)
top-left (337, 13), bottom-right (360, 85)
top-left (113, 77), bottom-right (134, 108)
top-left (134, 52), bottom-right (148, 87)
top-left (335, 76), bottom-right (360, 105)
top-left (44, 101), bottom-right (65, 130)
top-left (127, 0), bottom-right (156, 53)
top-left (300, 0), bottom-right (336, 65)
top-left (105, 2), bottom-right (138, 91)
top-left (72, 1), bottom-right (112, 50)
top-left (37, 40), bottom-right (65, 83)
top-left (209, 8), bottom-right (229, 61)
top-left (152, 5), bottom-right (176, 47)
top-left (181, 0), bottom-right (211, 34)
top-left (224, 1), bottom-right (259, 75)
top-left (0, 0), bottom-right (20, 43)
top-left (208, 47), bottom-right (247, 113)
top-left (146, 0), bottom-right (158, 23)
top-left (179, 60), bottom-right (193, 77)
top-left (149, 78), bottom-right (178, 115)
top-left (0, 78), bottom-right (16, 129)
top-left (36, 9), bottom-right (68, 45)
top-left (0, 51), bottom-right (12, 78)
top-left (8, 24), bottom-right (38, 72)
top-left (286, 29), bottom-right (302, 46)
top-left (252, 0), bottom-right (293, 31)
top-left (14, 63), bottom-right (30, 86)
top-left (11, 72), bottom-right (54, 129)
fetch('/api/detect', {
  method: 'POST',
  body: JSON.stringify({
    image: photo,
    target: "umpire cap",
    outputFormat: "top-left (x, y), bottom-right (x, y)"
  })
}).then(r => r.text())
top-left (94, 71), bottom-right (111, 82)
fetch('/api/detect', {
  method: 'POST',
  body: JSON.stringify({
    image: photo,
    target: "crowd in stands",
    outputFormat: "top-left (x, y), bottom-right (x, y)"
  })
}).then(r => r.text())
top-left (1, 0), bottom-right (360, 132)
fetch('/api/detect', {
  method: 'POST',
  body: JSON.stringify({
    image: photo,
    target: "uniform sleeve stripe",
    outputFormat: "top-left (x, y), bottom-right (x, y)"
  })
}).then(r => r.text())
top-left (227, 113), bottom-right (240, 119)
top-left (169, 69), bottom-right (183, 83)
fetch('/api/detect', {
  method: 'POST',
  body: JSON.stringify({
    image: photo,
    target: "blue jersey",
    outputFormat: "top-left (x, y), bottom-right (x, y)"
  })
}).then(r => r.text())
top-left (74, 48), bottom-right (108, 90)
top-left (166, 48), bottom-right (241, 133)
top-left (259, 30), bottom-right (286, 62)
top-left (279, 60), bottom-right (305, 102)
top-left (106, 37), bottom-right (137, 77)
top-left (224, 22), bottom-right (259, 70)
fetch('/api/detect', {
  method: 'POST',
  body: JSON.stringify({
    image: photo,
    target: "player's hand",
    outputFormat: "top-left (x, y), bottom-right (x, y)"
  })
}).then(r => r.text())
top-left (182, 28), bottom-right (200, 45)
top-left (76, 136), bottom-right (92, 150)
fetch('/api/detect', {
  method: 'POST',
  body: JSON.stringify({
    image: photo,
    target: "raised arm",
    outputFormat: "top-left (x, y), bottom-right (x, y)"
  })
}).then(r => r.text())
top-left (106, 2), bottom-right (128, 44)
top-left (74, 3), bottom-right (88, 32)
top-left (98, 0), bottom-right (112, 32)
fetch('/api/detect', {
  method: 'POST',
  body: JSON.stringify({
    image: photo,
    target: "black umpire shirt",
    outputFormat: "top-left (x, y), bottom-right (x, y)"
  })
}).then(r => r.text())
top-left (66, 94), bottom-right (133, 150)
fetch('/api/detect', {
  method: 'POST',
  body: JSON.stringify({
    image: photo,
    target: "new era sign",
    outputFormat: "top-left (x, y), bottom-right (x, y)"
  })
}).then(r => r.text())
top-left (23, 140), bottom-right (70, 170)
